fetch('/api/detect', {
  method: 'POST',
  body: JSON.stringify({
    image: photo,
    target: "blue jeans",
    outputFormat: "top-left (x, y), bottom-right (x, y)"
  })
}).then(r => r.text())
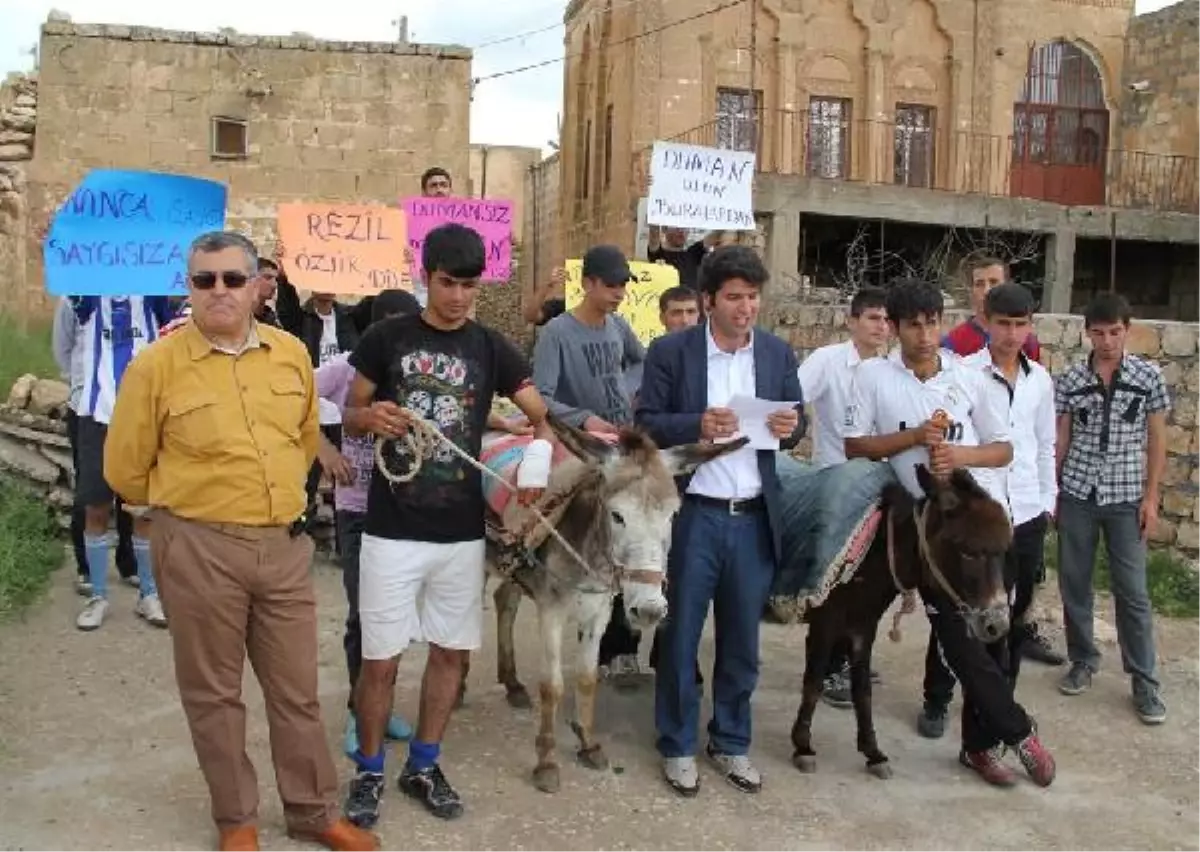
top-left (1057, 494), bottom-right (1159, 690)
top-left (655, 499), bottom-right (776, 758)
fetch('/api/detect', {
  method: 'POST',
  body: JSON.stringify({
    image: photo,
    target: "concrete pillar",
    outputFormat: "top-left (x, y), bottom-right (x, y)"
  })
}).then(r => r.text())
top-left (1044, 228), bottom-right (1076, 314)
top-left (765, 210), bottom-right (801, 312)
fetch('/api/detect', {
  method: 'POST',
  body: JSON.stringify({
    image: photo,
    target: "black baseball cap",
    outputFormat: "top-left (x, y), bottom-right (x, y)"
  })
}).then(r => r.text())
top-left (581, 244), bottom-right (635, 286)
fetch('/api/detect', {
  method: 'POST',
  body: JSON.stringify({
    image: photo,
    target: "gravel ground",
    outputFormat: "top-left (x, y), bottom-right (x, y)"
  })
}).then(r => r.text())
top-left (0, 554), bottom-right (1196, 851)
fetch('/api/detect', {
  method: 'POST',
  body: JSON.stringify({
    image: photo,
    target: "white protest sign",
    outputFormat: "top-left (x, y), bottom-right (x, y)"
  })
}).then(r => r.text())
top-left (647, 141), bottom-right (756, 231)
top-left (634, 197), bottom-right (708, 260)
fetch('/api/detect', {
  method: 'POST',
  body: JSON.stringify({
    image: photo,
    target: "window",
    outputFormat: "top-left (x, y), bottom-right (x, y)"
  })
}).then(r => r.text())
top-left (210, 117), bottom-right (248, 159)
top-left (603, 104), bottom-right (614, 189)
top-left (582, 118), bottom-right (592, 199)
top-left (894, 104), bottom-right (935, 188)
top-left (806, 97), bottom-right (850, 179)
top-left (715, 87), bottom-right (759, 152)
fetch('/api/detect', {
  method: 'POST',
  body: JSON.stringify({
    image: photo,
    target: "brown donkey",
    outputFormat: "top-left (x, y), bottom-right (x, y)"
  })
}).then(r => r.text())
top-left (791, 464), bottom-right (1013, 779)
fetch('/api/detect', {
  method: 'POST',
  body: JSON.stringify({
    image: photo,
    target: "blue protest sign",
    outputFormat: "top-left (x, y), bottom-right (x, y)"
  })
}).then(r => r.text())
top-left (44, 169), bottom-right (228, 296)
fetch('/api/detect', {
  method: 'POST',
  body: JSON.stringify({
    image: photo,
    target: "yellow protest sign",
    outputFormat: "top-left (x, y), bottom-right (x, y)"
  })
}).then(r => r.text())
top-left (565, 259), bottom-right (680, 347)
top-left (277, 202), bottom-right (412, 294)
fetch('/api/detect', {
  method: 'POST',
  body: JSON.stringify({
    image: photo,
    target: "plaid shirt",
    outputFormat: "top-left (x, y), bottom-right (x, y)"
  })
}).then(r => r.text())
top-left (1056, 353), bottom-right (1169, 505)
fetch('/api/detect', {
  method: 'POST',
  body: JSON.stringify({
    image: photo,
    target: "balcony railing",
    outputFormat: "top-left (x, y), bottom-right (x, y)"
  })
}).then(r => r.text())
top-left (631, 110), bottom-right (1199, 215)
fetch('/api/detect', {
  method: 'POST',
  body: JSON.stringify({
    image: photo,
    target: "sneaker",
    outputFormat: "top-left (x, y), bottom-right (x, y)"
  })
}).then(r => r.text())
top-left (135, 594), bottom-right (168, 628)
top-left (121, 575), bottom-right (141, 589)
top-left (1014, 733), bottom-right (1056, 786)
top-left (821, 668), bottom-right (853, 709)
top-left (344, 770), bottom-right (384, 829)
top-left (705, 743), bottom-right (762, 794)
top-left (916, 703), bottom-right (948, 739)
top-left (616, 654), bottom-right (641, 676)
top-left (343, 716), bottom-right (360, 759)
top-left (1020, 623), bottom-right (1066, 666)
top-left (74, 577), bottom-right (94, 597)
top-left (1132, 681), bottom-right (1167, 725)
top-left (397, 763), bottom-right (463, 820)
top-left (76, 596), bottom-right (109, 631)
top-left (959, 746), bottom-right (1018, 787)
top-left (662, 756), bottom-right (700, 797)
top-left (386, 713), bottom-right (414, 742)
top-left (1058, 662), bottom-right (1093, 696)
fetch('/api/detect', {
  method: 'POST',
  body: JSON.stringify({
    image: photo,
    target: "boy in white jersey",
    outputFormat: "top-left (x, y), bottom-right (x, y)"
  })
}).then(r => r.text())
top-left (72, 295), bottom-right (174, 631)
top-left (844, 279), bottom-right (1055, 788)
top-left (963, 284), bottom-right (1058, 694)
top-left (796, 286), bottom-right (888, 707)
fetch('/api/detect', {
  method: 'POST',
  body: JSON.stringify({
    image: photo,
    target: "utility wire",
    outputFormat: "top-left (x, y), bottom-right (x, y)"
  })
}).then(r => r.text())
top-left (471, 0), bottom-right (650, 50)
top-left (473, 0), bottom-right (748, 83)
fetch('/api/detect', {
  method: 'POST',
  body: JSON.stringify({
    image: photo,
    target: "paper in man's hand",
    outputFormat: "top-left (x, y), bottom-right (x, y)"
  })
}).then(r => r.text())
top-left (726, 395), bottom-right (802, 450)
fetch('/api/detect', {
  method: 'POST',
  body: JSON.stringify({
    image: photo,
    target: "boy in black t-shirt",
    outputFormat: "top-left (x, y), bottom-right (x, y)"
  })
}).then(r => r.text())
top-left (343, 224), bottom-right (553, 824)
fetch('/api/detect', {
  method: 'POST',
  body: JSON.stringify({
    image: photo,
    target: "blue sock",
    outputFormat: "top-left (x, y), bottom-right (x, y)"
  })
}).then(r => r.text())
top-left (353, 749), bottom-right (385, 774)
top-left (406, 739), bottom-right (440, 772)
top-left (132, 537), bottom-right (156, 599)
top-left (84, 534), bottom-right (110, 599)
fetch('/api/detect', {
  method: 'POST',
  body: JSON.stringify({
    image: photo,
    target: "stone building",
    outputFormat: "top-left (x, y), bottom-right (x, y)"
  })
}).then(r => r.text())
top-left (1119, 0), bottom-right (1199, 161)
top-left (2, 20), bottom-right (473, 317)
top-left (525, 151), bottom-right (563, 291)
top-left (558, 0), bottom-right (1199, 319)
top-left (467, 143), bottom-right (542, 244)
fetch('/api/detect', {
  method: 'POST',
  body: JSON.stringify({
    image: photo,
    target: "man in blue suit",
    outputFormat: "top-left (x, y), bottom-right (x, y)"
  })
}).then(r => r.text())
top-left (637, 244), bottom-right (804, 797)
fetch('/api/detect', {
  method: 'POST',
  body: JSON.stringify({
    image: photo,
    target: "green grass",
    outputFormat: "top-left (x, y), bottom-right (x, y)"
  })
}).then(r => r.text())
top-left (0, 478), bottom-right (64, 620)
top-left (1043, 531), bottom-right (1200, 619)
top-left (0, 310), bottom-right (58, 394)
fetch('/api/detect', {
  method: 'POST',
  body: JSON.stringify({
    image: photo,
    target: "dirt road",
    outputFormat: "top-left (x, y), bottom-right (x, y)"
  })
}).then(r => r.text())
top-left (1, 556), bottom-right (1196, 850)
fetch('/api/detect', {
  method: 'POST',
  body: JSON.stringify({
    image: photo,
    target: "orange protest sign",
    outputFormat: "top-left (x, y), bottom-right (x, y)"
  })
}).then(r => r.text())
top-left (276, 203), bottom-right (412, 294)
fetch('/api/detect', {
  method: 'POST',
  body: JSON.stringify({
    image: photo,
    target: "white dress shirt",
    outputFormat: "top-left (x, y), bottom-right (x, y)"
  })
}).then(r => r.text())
top-left (963, 348), bottom-right (1057, 526)
top-left (797, 339), bottom-right (877, 469)
top-left (687, 324), bottom-right (762, 500)
top-left (844, 348), bottom-right (1011, 507)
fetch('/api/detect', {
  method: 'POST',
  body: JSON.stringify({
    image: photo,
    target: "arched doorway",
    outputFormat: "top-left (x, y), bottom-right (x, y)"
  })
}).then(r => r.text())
top-left (1010, 40), bottom-right (1109, 205)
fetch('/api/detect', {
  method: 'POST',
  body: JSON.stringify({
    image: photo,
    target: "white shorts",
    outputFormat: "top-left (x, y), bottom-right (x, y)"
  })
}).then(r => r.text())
top-left (358, 534), bottom-right (486, 660)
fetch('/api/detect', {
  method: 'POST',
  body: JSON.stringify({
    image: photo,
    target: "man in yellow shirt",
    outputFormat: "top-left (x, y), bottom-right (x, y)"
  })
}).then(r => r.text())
top-left (105, 231), bottom-right (377, 852)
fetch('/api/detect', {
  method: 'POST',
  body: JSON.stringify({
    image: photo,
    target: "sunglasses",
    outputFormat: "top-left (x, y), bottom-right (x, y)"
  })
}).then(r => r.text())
top-left (190, 271), bottom-right (251, 290)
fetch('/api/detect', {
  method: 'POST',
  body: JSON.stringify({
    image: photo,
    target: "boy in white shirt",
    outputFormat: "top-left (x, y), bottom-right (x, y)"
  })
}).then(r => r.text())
top-left (796, 286), bottom-right (888, 707)
top-left (844, 278), bottom-right (1054, 788)
top-left (963, 283), bottom-right (1057, 690)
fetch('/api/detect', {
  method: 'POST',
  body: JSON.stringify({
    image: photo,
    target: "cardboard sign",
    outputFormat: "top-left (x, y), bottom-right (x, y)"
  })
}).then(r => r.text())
top-left (44, 169), bottom-right (227, 296)
top-left (565, 259), bottom-right (680, 347)
top-left (277, 203), bottom-right (411, 294)
top-left (647, 141), bottom-right (756, 231)
top-left (401, 196), bottom-right (512, 282)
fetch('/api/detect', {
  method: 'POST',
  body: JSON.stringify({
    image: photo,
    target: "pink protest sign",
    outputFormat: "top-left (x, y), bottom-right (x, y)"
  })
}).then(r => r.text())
top-left (400, 196), bottom-right (513, 282)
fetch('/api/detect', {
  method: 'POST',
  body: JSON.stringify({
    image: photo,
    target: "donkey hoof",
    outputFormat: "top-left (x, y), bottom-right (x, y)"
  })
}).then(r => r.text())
top-left (867, 760), bottom-right (893, 780)
top-left (505, 685), bottom-right (532, 710)
top-left (577, 745), bottom-right (609, 771)
top-left (792, 753), bottom-right (817, 773)
top-left (533, 764), bottom-right (561, 793)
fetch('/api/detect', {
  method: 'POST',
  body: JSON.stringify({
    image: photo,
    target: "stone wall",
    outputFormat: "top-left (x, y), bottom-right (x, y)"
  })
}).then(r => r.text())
top-left (0, 73), bottom-right (36, 317)
top-left (0, 376), bottom-right (73, 528)
top-left (1119, 0), bottom-right (1199, 160)
top-left (770, 304), bottom-right (1200, 559)
top-left (11, 21), bottom-right (473, 318)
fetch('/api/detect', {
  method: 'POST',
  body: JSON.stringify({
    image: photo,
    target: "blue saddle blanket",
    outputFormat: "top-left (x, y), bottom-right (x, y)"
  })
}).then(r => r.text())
top-left (768, 455), bottom-right (899, 622)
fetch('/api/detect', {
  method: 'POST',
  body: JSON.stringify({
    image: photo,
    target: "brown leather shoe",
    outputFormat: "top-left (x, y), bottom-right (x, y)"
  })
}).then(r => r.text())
top-left (288, 818), bottom-right (380, 851)
top-left (218, 825), bottom-right (260, 852)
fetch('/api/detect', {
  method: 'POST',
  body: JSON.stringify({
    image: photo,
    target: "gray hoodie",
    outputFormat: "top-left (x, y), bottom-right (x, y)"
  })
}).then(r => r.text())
top-left (532, 311), bottom-right (645, 428)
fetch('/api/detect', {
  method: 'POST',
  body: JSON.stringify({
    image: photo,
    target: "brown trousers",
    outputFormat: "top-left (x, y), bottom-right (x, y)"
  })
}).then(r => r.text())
top-left (150, 511), bottom-right (339, 833)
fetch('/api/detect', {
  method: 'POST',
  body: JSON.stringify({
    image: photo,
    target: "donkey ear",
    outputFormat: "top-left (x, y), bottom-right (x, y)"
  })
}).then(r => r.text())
top-left (661, 437), bottom-right (750, 477)
top-left (547, 411), bottom-right (616, 464)
top-left (915, 463), bottom-right (938, 498)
